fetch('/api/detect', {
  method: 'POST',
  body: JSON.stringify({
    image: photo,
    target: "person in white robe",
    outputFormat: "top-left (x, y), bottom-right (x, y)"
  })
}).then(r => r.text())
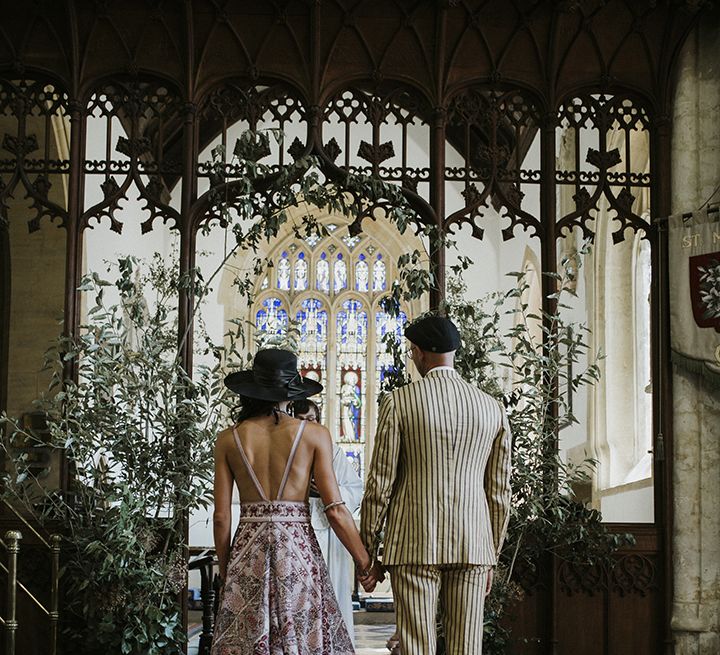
top-left (291, 398), bottom-right (364, 646)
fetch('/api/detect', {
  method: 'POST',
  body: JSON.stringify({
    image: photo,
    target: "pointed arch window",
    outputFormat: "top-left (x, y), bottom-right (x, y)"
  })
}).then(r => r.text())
top-left (296, 297), bottom-right (329, 417)
top-left (337, 298), bottom-right (368, 474)
top-left (252, 227), bottom-right (409, 479)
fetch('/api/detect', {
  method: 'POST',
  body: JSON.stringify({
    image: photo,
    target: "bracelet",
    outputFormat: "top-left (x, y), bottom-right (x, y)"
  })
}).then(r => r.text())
top-left (323, 500), bottom-right (346, 512)
top-left (356, 560), bottom-right (373, 578)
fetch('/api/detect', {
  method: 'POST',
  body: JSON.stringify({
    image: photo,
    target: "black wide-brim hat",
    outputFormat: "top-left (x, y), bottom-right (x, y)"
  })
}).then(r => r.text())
top-left (224, 348), bottom-right (323, 402)
top-left (404, 315), bottom-right (461, 353)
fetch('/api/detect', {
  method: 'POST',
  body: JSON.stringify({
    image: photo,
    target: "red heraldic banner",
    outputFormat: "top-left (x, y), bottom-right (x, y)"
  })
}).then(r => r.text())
top-left (669, 208), bottom-right (720, 378)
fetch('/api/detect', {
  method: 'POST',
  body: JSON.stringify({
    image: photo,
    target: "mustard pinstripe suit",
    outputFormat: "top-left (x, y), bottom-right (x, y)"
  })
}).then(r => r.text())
top-left (361, 368), bottom-right (512, 654)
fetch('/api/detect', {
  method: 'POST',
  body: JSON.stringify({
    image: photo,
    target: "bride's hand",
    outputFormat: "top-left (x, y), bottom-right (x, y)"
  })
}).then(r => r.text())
top-left (358, 561), bottom-right (385, 592)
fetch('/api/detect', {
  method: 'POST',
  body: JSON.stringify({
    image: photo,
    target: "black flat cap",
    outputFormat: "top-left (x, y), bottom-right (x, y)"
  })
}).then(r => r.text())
top-left (404, 315), bottom-right (461, 353)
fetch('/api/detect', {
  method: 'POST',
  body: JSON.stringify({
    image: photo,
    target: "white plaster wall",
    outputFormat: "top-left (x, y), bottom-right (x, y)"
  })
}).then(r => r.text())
top-left (670, 11), bottom-right (720, 654)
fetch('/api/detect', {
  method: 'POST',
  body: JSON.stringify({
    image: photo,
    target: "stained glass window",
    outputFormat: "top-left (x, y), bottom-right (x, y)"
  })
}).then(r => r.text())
top-left (294, 252), bottom-right (308, 291)
top-left (376, 308), bottom-right (408, 392)
top-left (373, 254), bottom-right (386, 292)
top-left (334, 254), bottom-right (347, 293)
top-left (342, 235), bottom-right (361, 250)
top-left (277, 251), bottom-right (291, 291)
top-left (344, 446), bottom-right (363, 478)
top-left (316, 253), bottom-right (330, 293)
top-left (297, 297), bottom-right (328, 416)
top-left (356, 254), bottom-right (369, 292)
top-left (297, 298), bottom-right (328, 363)
top-left (304, 233), bottom-right (321, 248)
top-left (337, 299), bottom-right (368, 356)
top-left (336, 298), bottom-right (368, 475)
top-left (252, 225), bottom-right (409, 483)
top-left (255, 297), bottom-right (288, 336)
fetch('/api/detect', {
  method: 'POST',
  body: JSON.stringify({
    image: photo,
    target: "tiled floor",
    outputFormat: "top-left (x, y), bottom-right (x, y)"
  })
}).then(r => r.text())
top-left (354, 621), bottom-right (396, 654)
top-left (188, 613), bottom-right (396, 654)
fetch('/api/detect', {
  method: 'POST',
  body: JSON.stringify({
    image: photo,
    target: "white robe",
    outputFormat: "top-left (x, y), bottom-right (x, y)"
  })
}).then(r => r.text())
top-left (310, 445), bottom-right (364, 645)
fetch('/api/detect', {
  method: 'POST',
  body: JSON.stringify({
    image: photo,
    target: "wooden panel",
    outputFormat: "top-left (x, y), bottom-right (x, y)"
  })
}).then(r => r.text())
top-left (505, 586), bottom-right (547, 654)
top-left (504, 526), bottom-right (661, 655)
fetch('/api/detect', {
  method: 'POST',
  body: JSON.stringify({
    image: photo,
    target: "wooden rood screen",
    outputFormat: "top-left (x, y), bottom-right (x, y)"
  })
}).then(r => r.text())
top-left (0, 2), bottom-right (705, 653)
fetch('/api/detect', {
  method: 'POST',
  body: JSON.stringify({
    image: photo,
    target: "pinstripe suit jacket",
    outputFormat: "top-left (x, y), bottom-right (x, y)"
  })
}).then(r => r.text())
top-left (360, 368), bottom-right (512, 566)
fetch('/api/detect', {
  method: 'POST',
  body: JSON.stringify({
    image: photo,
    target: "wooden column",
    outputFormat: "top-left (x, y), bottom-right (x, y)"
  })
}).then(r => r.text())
top-left (178, 98), bottom-right (198, 655)
top-left (428, 5), bottom-right (447, 311)
top-left (649, 113), bottom-right (674, 655)
top-left (0, 210), bottom-right (10, 414)
top-left (430, 105), bottom-right (447, 310)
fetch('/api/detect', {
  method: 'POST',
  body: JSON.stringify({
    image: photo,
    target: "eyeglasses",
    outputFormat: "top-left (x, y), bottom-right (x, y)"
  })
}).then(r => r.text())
top-left (405, 347), bottom-right (414, 360)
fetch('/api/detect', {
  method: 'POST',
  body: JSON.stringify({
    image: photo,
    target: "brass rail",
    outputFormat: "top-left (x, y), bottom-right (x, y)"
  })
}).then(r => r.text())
top-left (3, 530), bottom-right (21, 655)
top-left (1, 499), bottom-right (50, 548)
top-left (50, 534), bottom-right (60, 655)
top-left (0, 525), bottom-right (62, 655)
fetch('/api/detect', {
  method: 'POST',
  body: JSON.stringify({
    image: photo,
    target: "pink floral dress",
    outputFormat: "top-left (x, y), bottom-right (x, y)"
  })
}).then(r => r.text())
top-left (211, 420), bottom-right (355, 655)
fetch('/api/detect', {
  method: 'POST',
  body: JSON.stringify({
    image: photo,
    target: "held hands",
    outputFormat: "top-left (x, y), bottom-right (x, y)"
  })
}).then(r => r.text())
top-left (356, 559), bottom-right (385, 592)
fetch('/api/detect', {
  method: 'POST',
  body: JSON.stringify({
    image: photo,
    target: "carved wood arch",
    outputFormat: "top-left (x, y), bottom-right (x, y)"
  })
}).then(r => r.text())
top-left (0, 3), bottom-right (711, 653)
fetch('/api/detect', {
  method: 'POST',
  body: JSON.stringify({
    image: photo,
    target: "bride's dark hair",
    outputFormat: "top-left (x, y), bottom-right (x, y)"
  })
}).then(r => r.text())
top-left (233, 395), bottom-right (281, 423)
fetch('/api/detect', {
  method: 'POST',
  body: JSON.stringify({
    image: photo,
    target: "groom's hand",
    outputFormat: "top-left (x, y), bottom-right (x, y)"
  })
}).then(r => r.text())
top-left (358, 562), bottom-right (385, 592)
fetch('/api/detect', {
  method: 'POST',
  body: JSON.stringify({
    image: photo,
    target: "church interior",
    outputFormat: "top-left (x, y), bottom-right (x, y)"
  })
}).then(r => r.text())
top-left (0, 1), bottom-right (719, 654)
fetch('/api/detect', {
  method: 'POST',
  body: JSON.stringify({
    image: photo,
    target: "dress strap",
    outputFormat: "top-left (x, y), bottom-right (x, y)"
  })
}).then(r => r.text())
top-left (276, 420), bottom-right (307, 501)
top-left (232, 426), bottom-right (269, 502)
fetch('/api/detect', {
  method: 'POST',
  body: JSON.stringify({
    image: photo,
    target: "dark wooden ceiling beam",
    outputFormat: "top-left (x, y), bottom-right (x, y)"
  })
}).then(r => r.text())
top-left (0, 1), bottom-right (705, 116)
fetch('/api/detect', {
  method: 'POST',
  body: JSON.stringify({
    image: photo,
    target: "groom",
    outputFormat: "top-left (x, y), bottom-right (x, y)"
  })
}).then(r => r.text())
top-left (360, 315), bottom-right (512, 655)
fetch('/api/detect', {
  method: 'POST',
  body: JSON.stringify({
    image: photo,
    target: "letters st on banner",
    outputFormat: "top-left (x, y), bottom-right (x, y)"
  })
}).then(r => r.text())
top-left (670, 209), bottom-right (720, 372)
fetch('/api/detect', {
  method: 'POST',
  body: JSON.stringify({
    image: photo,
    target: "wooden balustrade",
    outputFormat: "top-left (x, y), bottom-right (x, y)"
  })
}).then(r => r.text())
top-left (188, 548), bottom-right (222, 655)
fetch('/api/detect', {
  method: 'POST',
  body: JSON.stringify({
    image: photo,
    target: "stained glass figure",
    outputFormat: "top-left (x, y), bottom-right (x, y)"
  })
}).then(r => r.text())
top-left (339, 368), bottom-right (362, 441)
top-left (316, 252), bottom-right (330, 293)
top-left (334, 254), bottom-right (347, 293)
top-left (373, 254), bottom-right (386, 292)
top-left (277, 251), bottom-right (291, 291)
top-left (356, 254), bottom-right (369, 292)
top-left (294, 252), bottom-right (308, 291)
top-left (256, 297), bottom-right (288, 336)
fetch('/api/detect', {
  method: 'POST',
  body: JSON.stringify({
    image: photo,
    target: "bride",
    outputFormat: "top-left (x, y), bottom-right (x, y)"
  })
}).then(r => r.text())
top-left (210, 349), bottom-right (381, 654)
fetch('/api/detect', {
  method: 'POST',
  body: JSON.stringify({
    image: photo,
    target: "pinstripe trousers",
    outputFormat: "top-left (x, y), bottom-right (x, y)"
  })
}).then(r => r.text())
top-left (389, 564), bottom-right (489, 655)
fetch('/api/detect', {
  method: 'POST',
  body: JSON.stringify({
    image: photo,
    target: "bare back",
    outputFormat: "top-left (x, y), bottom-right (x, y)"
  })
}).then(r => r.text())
top-left (219, 414), bottom-right (339, 504)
